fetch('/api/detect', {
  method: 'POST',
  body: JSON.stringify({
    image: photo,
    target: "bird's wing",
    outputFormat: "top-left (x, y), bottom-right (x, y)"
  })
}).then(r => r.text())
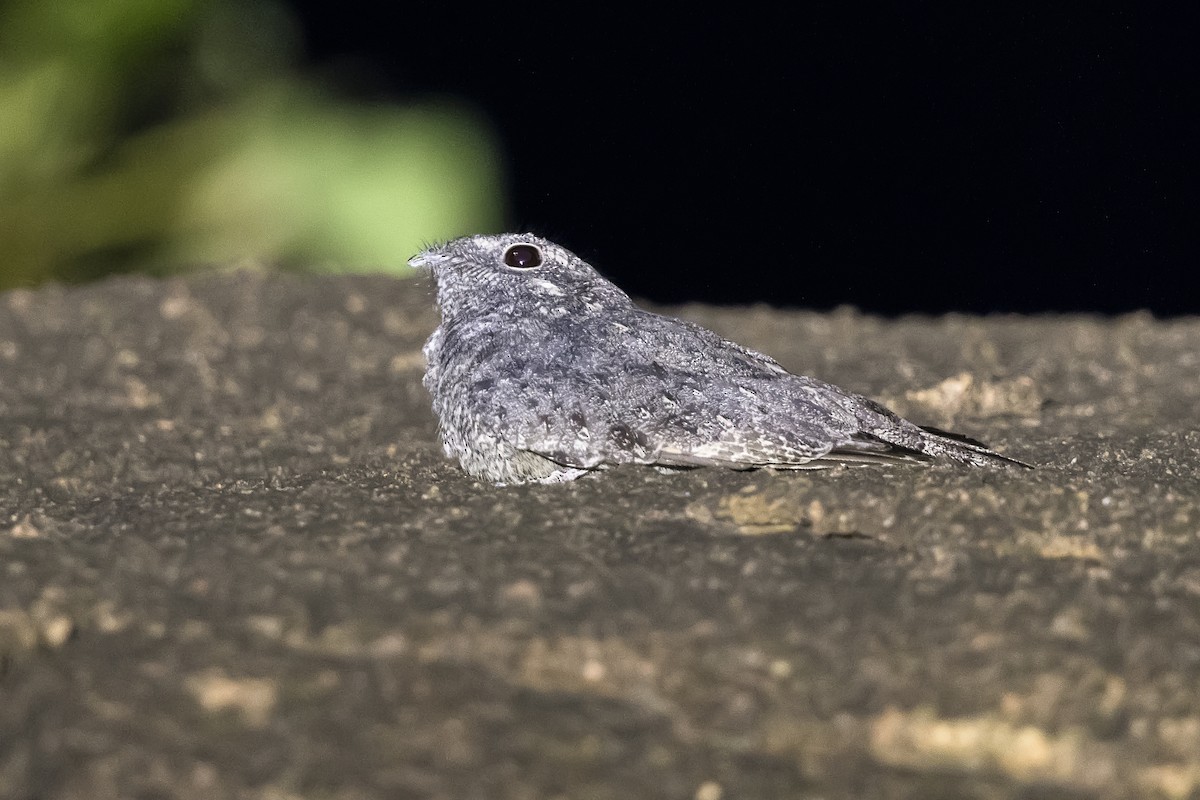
top-left (622, 309), bottom-right (792, 378)
top-left (648, 427), bottom-right (939, 470)
top-left (501, 362), bottom-right (891, 471)
top-left (489, 316), bottom-right (1027, 473)
top-left (510, 401), bottom-right (935, 472)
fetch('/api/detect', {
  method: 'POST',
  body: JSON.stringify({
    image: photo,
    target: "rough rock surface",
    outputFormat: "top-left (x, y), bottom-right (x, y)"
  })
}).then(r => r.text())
top-left (1, 271), bottom-right (1198, 800)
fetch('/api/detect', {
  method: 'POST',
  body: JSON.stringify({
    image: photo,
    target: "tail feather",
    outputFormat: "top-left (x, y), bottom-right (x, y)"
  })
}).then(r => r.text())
top-left (918, 425), bottom-right (1034, 469)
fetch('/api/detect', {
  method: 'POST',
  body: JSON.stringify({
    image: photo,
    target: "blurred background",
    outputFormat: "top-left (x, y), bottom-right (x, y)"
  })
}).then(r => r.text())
top-left (2, 2), bottom-right (1194, 314)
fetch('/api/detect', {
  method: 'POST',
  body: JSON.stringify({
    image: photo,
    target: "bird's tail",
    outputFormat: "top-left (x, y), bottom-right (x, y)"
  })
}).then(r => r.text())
top-left (916, 425), bottom-right (1034, 469)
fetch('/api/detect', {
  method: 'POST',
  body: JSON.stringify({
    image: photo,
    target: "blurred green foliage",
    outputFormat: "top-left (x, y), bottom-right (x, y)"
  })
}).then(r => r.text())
top-left (0, 0), bottom-right (505, 289)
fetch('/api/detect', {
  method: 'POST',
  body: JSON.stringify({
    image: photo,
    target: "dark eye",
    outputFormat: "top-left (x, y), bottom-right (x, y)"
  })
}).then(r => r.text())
top-left (503, 244), bottom-right (542, 269)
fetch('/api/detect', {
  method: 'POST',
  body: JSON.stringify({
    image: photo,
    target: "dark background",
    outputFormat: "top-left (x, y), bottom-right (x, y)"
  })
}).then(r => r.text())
top-left (295, 5), bottom-right (1196, 314)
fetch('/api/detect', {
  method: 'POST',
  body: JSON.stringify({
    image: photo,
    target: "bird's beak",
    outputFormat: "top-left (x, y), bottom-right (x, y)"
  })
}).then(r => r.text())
top-left (407, 248), bottom-right (449, 271)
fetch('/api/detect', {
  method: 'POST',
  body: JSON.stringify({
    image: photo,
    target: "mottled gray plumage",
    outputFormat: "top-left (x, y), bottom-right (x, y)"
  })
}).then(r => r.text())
top-left (411, 233), bottom-right (1029, 485)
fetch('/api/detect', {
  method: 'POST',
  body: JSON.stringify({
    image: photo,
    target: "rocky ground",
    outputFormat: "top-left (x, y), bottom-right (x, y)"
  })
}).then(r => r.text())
top-left (1, 271), bottom-right (1198, 800)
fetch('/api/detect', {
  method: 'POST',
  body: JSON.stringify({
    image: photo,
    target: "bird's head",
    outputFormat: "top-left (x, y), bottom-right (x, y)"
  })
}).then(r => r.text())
top-left (409, 233), bottom-right (631, 321)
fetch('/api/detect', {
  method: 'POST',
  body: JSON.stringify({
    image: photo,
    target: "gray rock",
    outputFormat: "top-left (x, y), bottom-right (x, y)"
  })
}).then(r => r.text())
top-left (2, 271), bottom-right (1198, 799)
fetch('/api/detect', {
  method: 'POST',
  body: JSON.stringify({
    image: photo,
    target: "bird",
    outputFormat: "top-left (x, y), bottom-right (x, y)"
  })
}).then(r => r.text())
top-left (410, 233), bottom-right (1030, 485)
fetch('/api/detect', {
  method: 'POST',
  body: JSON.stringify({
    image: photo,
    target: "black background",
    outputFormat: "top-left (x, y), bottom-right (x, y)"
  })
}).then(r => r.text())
top-left (295, 5), bottom-right (1196, 314)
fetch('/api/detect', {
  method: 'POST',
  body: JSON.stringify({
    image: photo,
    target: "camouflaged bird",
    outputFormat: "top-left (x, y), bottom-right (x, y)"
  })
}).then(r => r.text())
top-left (410, 233), bottom-right (1029, 485)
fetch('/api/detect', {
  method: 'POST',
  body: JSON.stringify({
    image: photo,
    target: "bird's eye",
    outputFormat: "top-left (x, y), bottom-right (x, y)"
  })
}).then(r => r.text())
top-left (503, 244), bottom-right (542, 269)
